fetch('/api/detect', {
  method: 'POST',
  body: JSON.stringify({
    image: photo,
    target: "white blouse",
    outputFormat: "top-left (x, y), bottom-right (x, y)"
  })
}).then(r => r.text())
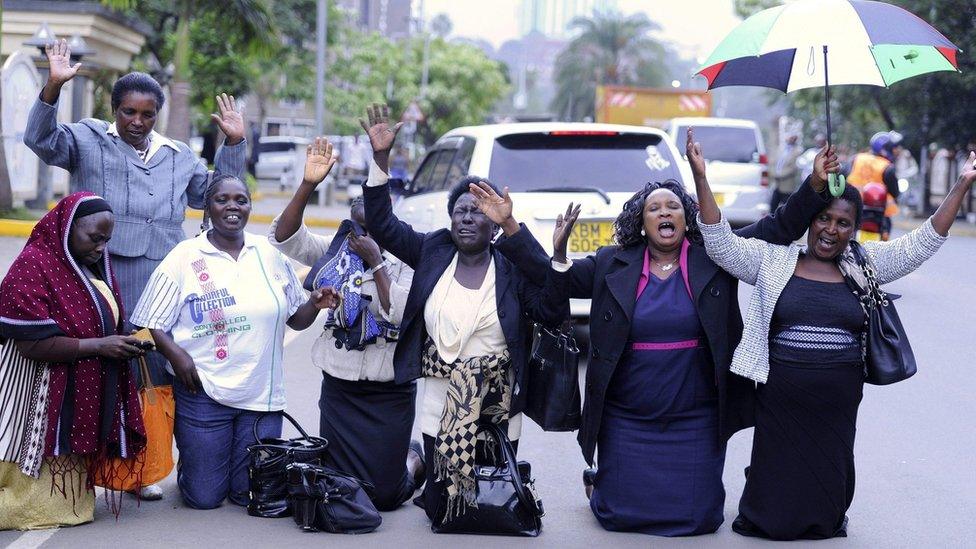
top-left (420, 255), bottom-right (522, 439)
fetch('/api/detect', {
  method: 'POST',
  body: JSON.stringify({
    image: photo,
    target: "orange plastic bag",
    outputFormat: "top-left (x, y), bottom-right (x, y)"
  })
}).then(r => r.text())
top-left (94, 356), bottom-right (175, 491)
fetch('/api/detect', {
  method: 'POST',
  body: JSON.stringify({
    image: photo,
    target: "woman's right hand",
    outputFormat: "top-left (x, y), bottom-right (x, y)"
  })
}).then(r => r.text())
top-left (358, 103), bottom-right (403, 156)
top-left (95, 335), bottom-right (145, 360)
top-left (809, 145), bottom-right (840, 193)
top-left (302, 136), bottom-right (337, 187)
top-left (45, 39), bottom-right (81, 86)
top-left (171, 350), bottom-right (203, 393)
top-left (552, 202), bottom-right (581, 263)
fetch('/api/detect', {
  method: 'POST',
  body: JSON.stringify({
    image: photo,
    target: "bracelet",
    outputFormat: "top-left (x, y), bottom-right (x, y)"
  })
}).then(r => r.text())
top-left (367, 260), bottom-right (389, 275)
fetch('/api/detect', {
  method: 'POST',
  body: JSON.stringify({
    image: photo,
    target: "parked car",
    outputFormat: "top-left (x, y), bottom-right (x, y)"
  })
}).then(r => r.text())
top-left (666, 117), bottom-right (770, 226)
top-left (254, 136), bottom-right (310, 183)
top-left (396, 122), bottom-right (691, 318)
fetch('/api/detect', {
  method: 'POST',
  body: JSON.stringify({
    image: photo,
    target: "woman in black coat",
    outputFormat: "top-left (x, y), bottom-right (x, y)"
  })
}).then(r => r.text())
top-left (470, 144), bottom-right (837, 536)
top-left (359, 105), bottom-right (565, 527)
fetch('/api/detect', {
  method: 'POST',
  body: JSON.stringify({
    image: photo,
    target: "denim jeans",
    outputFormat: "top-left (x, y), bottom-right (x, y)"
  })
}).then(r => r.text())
top-left (173, 381), bottom-right (282, 509)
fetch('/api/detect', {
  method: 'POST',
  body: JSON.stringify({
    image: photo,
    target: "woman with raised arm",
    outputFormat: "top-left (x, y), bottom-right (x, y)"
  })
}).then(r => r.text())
top-left (267, 137), bottom-right (424, 511)
top-left (470, 141), bottom-right (838, 536)
top-left (23, 39), bottom-right (248, 500)
top-left (129, 176), bottom-right (336, 510)
top-left (693, 129), bottom-right (976, 540)
top-left (359, 104), bottom-right (564, 528)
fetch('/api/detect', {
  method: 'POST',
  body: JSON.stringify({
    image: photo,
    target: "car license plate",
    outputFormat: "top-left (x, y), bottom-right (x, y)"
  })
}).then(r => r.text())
top-left (569, 221), bottom-right (614, 254)
top-left (713, 192), bottom-right (725, 206)
top-left (858, 230), bottom-right (882, 242)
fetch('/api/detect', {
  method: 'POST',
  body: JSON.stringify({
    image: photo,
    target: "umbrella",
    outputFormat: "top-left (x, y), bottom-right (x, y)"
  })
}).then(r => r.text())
top-left (696, 0), bottom-right (960, 196)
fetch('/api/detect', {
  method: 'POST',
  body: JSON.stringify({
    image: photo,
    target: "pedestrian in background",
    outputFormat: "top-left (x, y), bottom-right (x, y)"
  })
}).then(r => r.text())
top-left (696, 135), bottom-right (976, 540)
top-left (0, 193), bottom-right (146, 529)
top-left (268, 137), bottom-right (424, 511)
top-left (472, 128), bottom-right (833, 537)
top-left (23, 39), bottom-right (248, 500)
top-left (770, 133), bottom-right (803, 211)
top-left (130, 176), bottom-right (335, 510)
top-left (360, 104), bottom-right (564, 527)
top-left (798, 133), bottom-right (827, 182)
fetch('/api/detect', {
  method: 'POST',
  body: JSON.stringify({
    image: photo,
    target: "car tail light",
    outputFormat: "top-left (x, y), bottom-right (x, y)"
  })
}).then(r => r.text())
top-left (759, 153), bottom-right (769, 188)
top-left (548, 130), bottom-right (620, 136)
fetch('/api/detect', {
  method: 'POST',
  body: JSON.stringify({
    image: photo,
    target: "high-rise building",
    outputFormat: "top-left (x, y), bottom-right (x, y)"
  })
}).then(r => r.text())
top-left (338, 0), bottom-right (413, 39)
top-left (518, 0), bottom-right (618, 39)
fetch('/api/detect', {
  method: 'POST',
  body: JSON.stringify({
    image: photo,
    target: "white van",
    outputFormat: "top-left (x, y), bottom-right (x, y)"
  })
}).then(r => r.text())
top-left (396, 122), bottom-right (691, 317)
top-left (666, 117), bottom-right (771, 226)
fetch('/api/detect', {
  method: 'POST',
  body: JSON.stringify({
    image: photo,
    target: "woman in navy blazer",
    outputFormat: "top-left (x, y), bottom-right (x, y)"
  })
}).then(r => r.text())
top-left (475, 143), bottom-right (839, 536)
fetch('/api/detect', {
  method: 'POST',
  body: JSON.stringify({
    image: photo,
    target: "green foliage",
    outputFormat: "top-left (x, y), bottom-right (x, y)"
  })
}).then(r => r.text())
top-left (733, 0), bottom-right (783, 18)
top-left (551, 12), bottom-right (671, 121)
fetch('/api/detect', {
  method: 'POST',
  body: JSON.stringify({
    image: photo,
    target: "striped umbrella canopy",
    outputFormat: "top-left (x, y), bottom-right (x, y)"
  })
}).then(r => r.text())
top-left (696, 0), bottom-right (960, 194)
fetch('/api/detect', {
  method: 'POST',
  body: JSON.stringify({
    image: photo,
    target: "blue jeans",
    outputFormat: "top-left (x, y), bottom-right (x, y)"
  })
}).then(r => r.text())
top-left (174, 381), bottom-right (282, 509)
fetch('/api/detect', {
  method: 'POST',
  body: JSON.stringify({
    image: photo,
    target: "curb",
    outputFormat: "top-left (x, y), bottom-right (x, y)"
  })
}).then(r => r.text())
top-left (0, 219), bottom-right (37, 238)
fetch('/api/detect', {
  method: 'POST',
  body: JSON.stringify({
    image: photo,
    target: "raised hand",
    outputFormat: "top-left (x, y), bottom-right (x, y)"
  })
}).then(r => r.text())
top-left (358, 103), bottom-right (403, 156)
top-left (810, 145), bottom-right (840, 193)
top-left (211, 93), bottom-right (245, 145)
top-left (310, 287), bottom-right (341, 310)
top-left (957, 151), bottom-right (976, 187)
top-left (468, 181), bottom-right (514, 225)
top-left (303, 137), bottom-right (337, 187)
top-left (552, 202), bottom-right (581, 263)
top-left (45, 39), bottom-right (81, 86)
top-left (686, 128), bottom-right (706, 182)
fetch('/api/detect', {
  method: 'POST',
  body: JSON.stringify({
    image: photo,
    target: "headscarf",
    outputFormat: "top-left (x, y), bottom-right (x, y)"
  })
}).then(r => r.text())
top-left (0, 192), bottom-right (145, 484)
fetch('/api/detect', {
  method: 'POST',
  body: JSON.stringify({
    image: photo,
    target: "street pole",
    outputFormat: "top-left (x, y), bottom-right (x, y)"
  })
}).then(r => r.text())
top-left (419, 0), bottom-right (429, 99)
top-left (316, 0), bottom-right (327, 136)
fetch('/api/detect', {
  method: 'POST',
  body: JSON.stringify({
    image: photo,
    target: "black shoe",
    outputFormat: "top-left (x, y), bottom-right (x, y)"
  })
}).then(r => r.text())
top-left (407, 440), bottom-right (426, 491)
top-left (582, 467), bottom-right (597, 500)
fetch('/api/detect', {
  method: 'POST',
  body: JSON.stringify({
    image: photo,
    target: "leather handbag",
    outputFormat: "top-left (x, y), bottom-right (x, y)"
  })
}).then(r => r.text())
top-left (848, 241), bottom-right (917, 385)
top-left (247, 412), bottom-right (330, 518)
top-left (286, 462), bottom-right (382, 534)
top-left (432, 423), bottom-right (544, 536)
top-left (525, 324), bottom-right (581, 431)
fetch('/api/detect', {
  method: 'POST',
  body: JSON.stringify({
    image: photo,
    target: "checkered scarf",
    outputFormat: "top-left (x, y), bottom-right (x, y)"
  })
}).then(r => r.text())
top-left (422, 337), bottom-right (511, 520)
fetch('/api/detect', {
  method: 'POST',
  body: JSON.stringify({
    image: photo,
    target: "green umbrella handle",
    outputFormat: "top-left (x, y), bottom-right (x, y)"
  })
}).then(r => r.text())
top-left (828, 173), bottom-right (846, 197)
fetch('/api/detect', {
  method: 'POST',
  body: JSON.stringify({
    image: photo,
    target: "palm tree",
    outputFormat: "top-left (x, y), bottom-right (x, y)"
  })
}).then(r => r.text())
top-left (551, 12), bottom-right (669, 121)
top-left (103, 0), bottom-right (274, 144)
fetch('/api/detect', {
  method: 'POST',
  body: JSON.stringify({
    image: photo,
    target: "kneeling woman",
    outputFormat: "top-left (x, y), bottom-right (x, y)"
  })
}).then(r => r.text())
top-left (695, 135), bottom-right (976, 539)
top-left (0, 193), bottom-right (146, 529)
top-left (359, 105), bottom-right (564, 524)
top-left (130, 176), bottom-right (335, 509)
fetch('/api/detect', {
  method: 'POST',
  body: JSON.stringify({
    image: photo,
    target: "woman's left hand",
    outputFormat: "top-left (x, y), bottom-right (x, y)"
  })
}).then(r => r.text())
top-left (469, 181), bottom-right (520, 236)
top-left (310, 287), bottom-right (341, 310)
top-left (348, 233), bottom-right (383, 267)
top-left (212, 93), bottom-right (245, 145)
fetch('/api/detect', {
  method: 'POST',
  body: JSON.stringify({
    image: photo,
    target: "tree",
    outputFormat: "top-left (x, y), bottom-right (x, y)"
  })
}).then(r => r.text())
top-left (551, 12), bottom-right (670, 121)
top-left (733, 0), bottom-right (783, 18)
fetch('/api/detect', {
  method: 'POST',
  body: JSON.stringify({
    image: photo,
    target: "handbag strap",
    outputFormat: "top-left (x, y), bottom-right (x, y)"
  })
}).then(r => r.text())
top-left (138, 355), bottom-right (157, 406)
top-left (252, 411), bottom-right (312, 444)
top-left (483, 423), bottom-right (542, 517)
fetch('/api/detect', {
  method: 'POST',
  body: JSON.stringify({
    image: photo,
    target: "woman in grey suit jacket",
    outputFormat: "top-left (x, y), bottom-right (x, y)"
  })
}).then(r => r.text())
top-left (23, 39), bottom-right (247, 500)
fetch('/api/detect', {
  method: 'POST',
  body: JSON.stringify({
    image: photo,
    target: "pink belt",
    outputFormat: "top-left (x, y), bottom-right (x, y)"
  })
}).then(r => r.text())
top-left (631, 339), bottom-right (700, 351)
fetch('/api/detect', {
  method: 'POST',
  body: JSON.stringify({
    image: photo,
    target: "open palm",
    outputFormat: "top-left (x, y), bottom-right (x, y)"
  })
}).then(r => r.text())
top-left (358, 103), bottom-right (403, 154)
top-left (303, 137), bottom-right (337, 187)
top-left (468, 181), bottom-right (513, 225)
top-left (553, 202), bottom-right (581, 261)
top-left (45, 40), bottom-right (81, 85)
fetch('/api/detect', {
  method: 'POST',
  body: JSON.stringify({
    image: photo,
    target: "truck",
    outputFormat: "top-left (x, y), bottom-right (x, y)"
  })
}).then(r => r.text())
top-left (595, 85), bottom-right (712, 128)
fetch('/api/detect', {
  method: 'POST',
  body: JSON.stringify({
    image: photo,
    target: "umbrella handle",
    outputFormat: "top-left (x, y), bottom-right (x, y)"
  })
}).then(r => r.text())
top-left (823, 45), bottom-right (846, 197)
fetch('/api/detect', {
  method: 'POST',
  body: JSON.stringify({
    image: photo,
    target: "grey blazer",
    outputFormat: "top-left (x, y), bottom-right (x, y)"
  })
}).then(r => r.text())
top-left (24, 97), bottom-right (246, 260)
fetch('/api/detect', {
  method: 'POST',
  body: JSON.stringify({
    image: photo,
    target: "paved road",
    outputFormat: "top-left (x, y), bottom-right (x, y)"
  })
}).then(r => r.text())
top-left (1, 224), bottom-right (974, 548)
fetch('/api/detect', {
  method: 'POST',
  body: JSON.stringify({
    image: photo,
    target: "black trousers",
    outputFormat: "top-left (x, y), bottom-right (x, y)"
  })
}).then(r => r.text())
top-left (319, 372), bottom-right (417, 511)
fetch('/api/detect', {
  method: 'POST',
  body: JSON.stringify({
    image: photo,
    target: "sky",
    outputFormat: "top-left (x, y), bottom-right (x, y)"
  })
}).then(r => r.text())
top-left (419, 0), bottom-right (744, 64)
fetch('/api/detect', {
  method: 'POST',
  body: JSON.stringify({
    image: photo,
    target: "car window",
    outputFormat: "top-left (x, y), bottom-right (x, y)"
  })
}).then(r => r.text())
top-left (675, 126), bottom-right (759, 163)
top-left (427, 150), bottom-right (457, 191)
top-left (487, 132), bottom-right (681, 192)
top-left (411, 150), bottom-right (455, 193)
top-left (446, 138), bottom-right (475, 185)
top-left (258, 142), bottom-right (298, 154)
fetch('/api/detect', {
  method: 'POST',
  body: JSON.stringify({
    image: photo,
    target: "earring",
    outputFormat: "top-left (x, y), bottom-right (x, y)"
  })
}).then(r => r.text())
top-left (640, 227), bottom-right (646, 236)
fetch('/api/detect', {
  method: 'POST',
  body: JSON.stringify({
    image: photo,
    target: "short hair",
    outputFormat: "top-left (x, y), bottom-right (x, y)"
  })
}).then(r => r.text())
top-left (827, 183), bottom-right (864, 228)
top-left (446, 175), bottom-right (500, 215)
top-left (613, 180), bottom-right (701, 247)
top-left (111, 72), bottom-right (165, 112)
top-left (200, 175), bottom-right (249, 230)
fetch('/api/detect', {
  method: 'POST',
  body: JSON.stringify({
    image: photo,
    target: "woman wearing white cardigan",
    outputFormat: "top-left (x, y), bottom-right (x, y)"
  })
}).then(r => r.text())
top-left (689, 128), bottom-right (976, 540)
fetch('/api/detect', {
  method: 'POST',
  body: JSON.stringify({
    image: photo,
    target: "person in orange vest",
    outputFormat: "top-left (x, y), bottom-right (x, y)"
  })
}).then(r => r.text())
top-left (843, 131), bottom-right (902, 217)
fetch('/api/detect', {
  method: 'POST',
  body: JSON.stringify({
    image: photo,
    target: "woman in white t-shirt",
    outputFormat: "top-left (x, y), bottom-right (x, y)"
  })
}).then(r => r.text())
top-left (131, 175), bottom-right (337, 510)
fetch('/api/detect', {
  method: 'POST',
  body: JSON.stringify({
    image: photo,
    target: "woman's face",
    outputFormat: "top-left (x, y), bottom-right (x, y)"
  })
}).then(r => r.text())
top-left (69, 211), bottom-right (114, 266)
top-left (114, 91), bottom-right (159, 148)
top-left (806, 199), bottom-right (858, 260)
top-left (450, 192), bottom-right (495, 254)
top-left (642, 188), bottom-right (687, 252)
top-left (208, 179), bottom-right (251, 235)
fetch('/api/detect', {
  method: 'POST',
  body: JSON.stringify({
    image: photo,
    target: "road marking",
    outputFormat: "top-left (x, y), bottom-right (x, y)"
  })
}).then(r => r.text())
top-left (7, 529), bottom-right (58, 549)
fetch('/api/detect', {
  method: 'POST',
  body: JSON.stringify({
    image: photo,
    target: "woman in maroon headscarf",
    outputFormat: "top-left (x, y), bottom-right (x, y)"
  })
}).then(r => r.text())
top-left (0, 192), bottom-right (146, 530)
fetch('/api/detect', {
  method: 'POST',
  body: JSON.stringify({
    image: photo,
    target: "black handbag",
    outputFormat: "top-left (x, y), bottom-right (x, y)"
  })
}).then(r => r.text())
top-left (525, 324), bottom-right (581, 431)
top-left (247, 412), bottom-right (330, 518)
top-left (286, 462), bottom-right (382, 534)
top-left (848, 241), bottom-right (917, 385)
top-left (432, 423), bottom-right (545, 536)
